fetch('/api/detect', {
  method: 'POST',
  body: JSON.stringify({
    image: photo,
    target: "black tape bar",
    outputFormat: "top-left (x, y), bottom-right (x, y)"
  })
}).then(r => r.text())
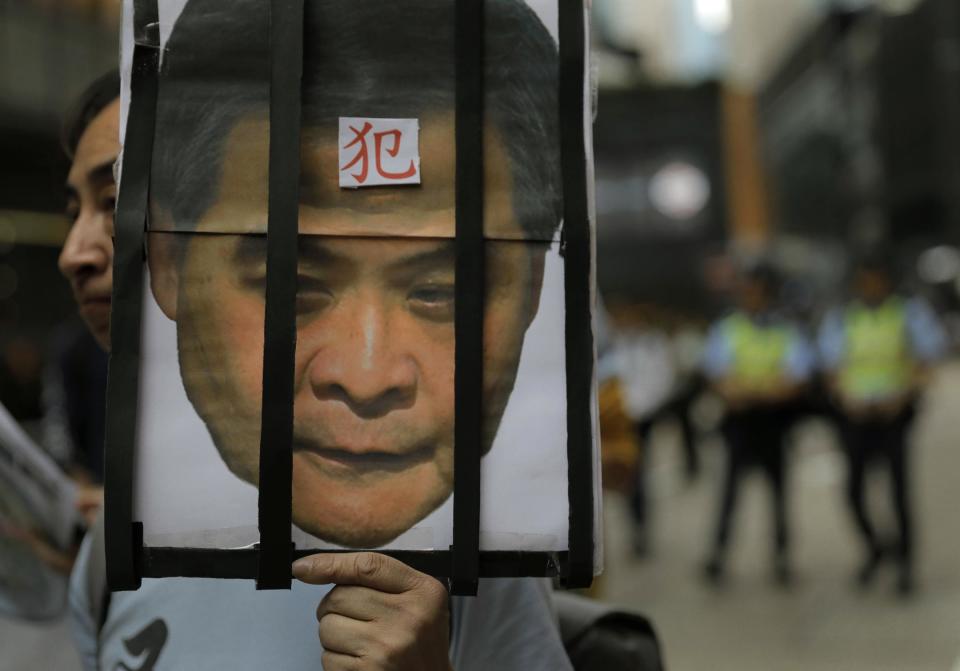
top-left (103, 0), bottom-right (160, 593)
top-left (256, 0), bottom-right (305, 590)
top-left (450, 0), bottom-right (485, 597)
top-left (144, 547), bottom-right (562, 580)
top-left (559, 0), bottom-right (596, 589)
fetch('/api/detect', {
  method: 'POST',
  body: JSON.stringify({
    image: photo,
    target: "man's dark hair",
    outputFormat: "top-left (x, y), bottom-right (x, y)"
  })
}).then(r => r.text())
top-left (743, 262), bottom-right (779, 293)
top-left (853, 250), bottom-right (895, 280)
top-left (62, 70), bottom-right (121, 159)
top-left (151, 0), bottom-right (562, 240)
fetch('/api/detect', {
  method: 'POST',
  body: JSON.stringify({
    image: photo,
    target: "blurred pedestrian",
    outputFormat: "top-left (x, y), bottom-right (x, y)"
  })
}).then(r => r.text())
top-left (43, 68), bottom-right (115, 480)
top-left (701, 264), bottom-right (815, 585)
top-left (610, 304), bottom-right (678, 557)
top-left (661, 316), bottom-right (706, 482)
top-left (597, 297), bottom-right (643, 499)
top-left (818, 254), bottom-right (947, 596)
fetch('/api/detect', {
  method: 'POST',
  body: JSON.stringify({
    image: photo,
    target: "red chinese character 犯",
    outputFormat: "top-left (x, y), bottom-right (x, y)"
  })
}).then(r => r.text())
top-left (341, 122), bottom-right (417, 185)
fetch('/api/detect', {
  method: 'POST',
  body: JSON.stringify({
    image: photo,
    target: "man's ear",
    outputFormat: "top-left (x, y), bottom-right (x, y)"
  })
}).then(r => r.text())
top-left (146, 229), bottom-right (180, 320)
top-left (523, 243), bottom-right (548, 332)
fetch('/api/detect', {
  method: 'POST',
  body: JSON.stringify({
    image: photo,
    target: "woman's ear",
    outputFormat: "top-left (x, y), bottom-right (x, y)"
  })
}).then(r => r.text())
top-left (146, 230), bottom-right (180, 320)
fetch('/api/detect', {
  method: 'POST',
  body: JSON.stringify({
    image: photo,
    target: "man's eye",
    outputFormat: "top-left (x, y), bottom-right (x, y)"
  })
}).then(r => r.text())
top-left (408, 284), bottom-right (455, 320)
top-left (296, 276), bottom-right (333, 313)
top-left (240, 274), bottom-right (267, 293)
top-left (410, 286), bottom-right (454, 304)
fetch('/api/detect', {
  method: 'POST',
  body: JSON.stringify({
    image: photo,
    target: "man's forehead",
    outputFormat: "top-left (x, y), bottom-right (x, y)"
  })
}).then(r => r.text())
top-left (300, 123), bottom-right (457, 215)
top-left (150, 113), bottom-right (529, 240)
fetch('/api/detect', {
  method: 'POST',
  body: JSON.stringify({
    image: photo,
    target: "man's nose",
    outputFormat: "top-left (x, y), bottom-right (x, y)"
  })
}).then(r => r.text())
top-left (303, 299), bottom-right (417, 418)
top-left (58, 211), bottom-right (112, 283)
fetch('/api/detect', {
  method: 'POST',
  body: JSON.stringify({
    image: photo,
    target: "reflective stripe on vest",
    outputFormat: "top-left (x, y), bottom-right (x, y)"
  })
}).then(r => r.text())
top-left (726, 314), bottom-right (790, 390)
top-left (840, 298), bottom-right (910, 400)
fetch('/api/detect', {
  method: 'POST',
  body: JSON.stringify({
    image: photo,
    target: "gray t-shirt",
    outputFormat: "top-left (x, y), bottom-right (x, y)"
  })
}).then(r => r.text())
top-left (69, 525), bottom-right (572, 670)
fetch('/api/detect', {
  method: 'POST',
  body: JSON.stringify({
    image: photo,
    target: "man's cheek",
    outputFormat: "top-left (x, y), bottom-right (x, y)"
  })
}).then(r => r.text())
top-left (483, 293), bottom-right (525, 365)
top-left (206, 285), bottom-right (267, 407)
top-left (411, 319), bottom-right (456, 399)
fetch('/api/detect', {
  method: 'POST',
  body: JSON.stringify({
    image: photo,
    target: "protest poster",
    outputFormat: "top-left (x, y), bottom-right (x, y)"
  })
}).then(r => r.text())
top-left (108, 0), bottom-right (599, 592)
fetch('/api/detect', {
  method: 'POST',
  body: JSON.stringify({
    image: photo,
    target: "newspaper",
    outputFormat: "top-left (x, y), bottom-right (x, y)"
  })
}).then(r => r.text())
top-left (0, 402), bottom-right (79, 620)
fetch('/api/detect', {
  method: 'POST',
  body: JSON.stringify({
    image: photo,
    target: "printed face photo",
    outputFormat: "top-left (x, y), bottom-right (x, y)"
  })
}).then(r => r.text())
top-left (130, 0), bottom-right (578, 551)
top-left (147, 115), bottom-right (549, 547)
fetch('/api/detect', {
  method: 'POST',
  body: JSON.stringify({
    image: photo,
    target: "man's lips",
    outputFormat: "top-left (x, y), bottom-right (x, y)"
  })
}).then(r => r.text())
top-left (293, 439), bottom-right (435, 474)
top-left (79, 294), bottom-right (111, 309)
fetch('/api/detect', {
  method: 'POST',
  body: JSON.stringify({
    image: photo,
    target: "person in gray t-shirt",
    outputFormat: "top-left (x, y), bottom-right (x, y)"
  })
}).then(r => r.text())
top-left (60, 55), bottom-right (573, 671)
top-left (70, 517), bottom-right (571, 670)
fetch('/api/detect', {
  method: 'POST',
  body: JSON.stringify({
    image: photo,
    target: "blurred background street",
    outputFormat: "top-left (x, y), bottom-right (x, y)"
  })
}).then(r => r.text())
top-left (600, 364), bottom-right (960, 670)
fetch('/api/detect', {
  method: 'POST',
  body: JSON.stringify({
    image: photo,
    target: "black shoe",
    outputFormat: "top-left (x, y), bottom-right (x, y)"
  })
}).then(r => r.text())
top-left (774, 556), bottom-right (794, 588)
top-left (896, 566), bottom-right (915, 598)
top-left (631, 524), bottom-right (650, 558)
top-left (856, 547), bottom-right (884, 589)
top-left (702, 557), bottom-right (725, 585)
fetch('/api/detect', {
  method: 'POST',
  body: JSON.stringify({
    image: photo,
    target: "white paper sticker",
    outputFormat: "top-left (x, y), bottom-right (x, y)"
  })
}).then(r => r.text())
top-left (338, 117), bottom-right (421, 188)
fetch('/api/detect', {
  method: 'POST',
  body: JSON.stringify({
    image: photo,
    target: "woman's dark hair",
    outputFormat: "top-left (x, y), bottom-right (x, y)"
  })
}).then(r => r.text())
top-left (62, 69), bottom-right (121, 159)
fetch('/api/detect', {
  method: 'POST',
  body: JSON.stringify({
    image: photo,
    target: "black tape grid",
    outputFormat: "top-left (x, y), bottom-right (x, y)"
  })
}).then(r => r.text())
top-left (256, 0), bottom-right (305, 591)
top-left (559, 0), bottom-right (595, 590)
top-left (103, 0), bottom-right (160, 593)
top-left (142, 548), bottom-right (563, 580)
top-left (450, 0), bottom-right (485, 597)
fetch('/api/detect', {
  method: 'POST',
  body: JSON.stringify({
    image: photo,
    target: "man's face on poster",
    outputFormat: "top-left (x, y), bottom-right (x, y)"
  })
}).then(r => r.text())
top-left (148, 114), bottom-right (548, 547)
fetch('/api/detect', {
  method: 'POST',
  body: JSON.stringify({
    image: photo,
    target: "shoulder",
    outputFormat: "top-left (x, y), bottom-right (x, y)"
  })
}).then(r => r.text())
top-left (706, 314), bottom-right (739, 341)
top-left (450, 578), bottom-right (571, 671)
top-left (97, 575), bottom-right (330, 670)
top-left (818, 306), bottom-right (848, 330)
top-left (68, 517), bottom-right (106, 671)
top-left (780, 318), bottom-right (810, 342)
top-left (904, 296), bottom-right (937, 319)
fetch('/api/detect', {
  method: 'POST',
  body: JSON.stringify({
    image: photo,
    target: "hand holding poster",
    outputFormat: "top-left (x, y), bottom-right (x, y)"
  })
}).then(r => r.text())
top-left (109, 0), bottom-right (599, 590)
top-left (0, 403), bottom-right (79, 620)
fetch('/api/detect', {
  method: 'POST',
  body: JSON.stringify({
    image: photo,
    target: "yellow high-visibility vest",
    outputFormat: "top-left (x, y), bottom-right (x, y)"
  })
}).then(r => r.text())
top-left (839, 298), bottom-right (911, 401)
top-left (726, 314), bottom-right (790, 392)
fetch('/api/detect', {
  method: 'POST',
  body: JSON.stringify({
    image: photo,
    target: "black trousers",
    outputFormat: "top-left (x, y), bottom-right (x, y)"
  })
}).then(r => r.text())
top-left (838, 405), bottom-right (915, 565)
top-left (628, 419), bottom-right (654, 528)
top-left (628, 379), bottom-right (705, 527)
top-left (711, 405), bottom-right (791, 559)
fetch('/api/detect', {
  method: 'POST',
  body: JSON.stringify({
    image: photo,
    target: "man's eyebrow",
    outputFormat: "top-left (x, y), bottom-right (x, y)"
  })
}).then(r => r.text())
top-left (237, 235), bottom-right (350, 268)
top-left (384, 240), bottom-right (455, 276)
top-left (233, 234), bottom-right (346, 265)
top-left (230, 235), bottom-right (453, 273)
top-left (298, 236), bottom-right (347, 268)
top-left (231, 234), bottom-right (268, 264)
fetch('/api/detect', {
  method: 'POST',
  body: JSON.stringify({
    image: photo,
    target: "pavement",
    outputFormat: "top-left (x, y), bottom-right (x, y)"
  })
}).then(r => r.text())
top-left (0, 616), bottom-right (79, 671)
top-left (4, 365), bottom-right (960, 670)
top-left (599, 362), bottom-right (960, 671)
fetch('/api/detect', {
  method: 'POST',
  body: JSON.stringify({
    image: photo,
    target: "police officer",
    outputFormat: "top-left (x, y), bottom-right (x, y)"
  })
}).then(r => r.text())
top-left (702, 264), bottom-right (814, 585)
top-left (818, 255), bottom-right (947, 596)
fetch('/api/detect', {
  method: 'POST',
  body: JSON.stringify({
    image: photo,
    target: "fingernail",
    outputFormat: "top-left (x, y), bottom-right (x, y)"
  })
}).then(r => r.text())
top-left (291, 557), bottom-right (313, 578)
